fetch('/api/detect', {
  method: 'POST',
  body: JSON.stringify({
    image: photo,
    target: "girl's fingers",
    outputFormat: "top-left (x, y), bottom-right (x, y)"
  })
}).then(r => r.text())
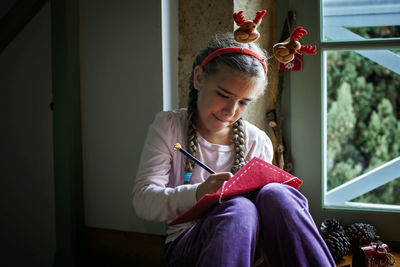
top-left (211, 172), bottom-right (232, 181)
top-left (196, 172), bottom-right (233, 200)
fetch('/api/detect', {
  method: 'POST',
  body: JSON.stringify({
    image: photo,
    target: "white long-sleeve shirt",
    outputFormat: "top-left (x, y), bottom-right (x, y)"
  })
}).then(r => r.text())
top-left (132, 108), bottom-right (273, 243)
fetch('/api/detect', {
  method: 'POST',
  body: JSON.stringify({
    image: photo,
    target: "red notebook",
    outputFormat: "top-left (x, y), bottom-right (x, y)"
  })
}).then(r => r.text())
top-left (168, 157), bottom-right (303, 226)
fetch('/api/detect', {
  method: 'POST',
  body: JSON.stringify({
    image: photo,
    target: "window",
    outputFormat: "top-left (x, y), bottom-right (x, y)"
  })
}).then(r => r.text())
top-left (322, 0), bottom-right (400, 210)
top-left (280, 0), bottom-right (400, 243)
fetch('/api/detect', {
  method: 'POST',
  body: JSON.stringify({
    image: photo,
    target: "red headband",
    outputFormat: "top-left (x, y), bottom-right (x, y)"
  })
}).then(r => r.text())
top-left (200, 47), bottom-right (267, 76)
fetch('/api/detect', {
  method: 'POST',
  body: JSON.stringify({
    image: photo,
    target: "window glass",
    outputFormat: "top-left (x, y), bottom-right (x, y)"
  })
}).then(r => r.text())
top-left (322, 0), bottom-right (400, 42)
top-left (323, 0), bottom-right (400, 210)
top-left (324, 49), bottom-right (400, 207)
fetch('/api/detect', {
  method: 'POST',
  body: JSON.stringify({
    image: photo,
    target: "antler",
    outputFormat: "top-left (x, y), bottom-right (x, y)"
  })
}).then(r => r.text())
top-left (253, 10), bottom-right (267, 24)
top-left (290, 26), bottom-right (307, 41)
top-left (300, 45), bottom-right (317, 54)
top-left (233, 11), bottom-right (246, 25)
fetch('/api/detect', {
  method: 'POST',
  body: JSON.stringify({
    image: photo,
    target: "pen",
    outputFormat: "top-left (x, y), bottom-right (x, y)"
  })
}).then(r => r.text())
top-left (173, 143), bottom-right (216, 174)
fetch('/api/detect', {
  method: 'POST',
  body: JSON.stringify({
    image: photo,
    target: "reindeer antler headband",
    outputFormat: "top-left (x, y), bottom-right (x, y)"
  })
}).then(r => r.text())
top-left (201, 47), bottom-right (267, 75)
top-left (200, 10), bottom-right (268, 76)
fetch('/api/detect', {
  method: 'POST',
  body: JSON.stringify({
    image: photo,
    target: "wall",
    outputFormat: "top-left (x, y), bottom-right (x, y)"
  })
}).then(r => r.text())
top-left (80, 0), bottom-right (165, 235)
top-left (0, 2), bottom-right (55, 266)
top-left (0, 3), bottom-right (284, 265)
top-left (177, 0), bottom-right (233, 108)
top-left (0, 2), bottom-right (168, 265)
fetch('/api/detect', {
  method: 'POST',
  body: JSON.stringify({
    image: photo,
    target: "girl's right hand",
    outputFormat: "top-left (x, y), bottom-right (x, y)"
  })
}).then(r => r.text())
top-left (196, 172), bottom-right (232, 201)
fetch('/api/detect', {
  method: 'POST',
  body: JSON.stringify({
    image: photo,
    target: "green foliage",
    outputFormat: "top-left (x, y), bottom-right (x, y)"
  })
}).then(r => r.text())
top-left (326, 49), bottom-right (400, 204)
top-left (327, 82), bottom-right (361, 189)
top-left (327, 83), bottom-right (356, 144)
top-left (353, 178), bottom-right (400, 205)
top-left (329, 159), bottom-right (363, 189)
top-left (359, 99), bottom-right (400, 171)
top-left (347, 25), bottom-right (400, 39)
top-left (353, 76), bottom-right (374, 122)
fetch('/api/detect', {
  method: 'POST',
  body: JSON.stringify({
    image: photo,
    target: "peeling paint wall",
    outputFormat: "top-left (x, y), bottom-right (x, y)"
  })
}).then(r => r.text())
top-left (178, 0), bottom-right (233, 108)
top-left (234, 0), bottom-right (278, 133)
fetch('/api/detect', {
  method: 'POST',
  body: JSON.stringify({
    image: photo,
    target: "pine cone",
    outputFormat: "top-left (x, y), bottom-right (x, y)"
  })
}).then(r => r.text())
top-left (345, 223), bottom-right (377, 247)
top-left (320, 218), bottom-right (343, 237)
top-left (323, 230), bottom-right (351, 263)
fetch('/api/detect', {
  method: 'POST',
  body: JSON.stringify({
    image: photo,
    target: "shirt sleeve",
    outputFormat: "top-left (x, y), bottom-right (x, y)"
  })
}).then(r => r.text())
top-left (132, 111), bottom-right (199, 222)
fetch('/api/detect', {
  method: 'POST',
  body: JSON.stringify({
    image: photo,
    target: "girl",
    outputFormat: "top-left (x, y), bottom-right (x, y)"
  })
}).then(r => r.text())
top-left (132, 33), bottom-right (335, 267)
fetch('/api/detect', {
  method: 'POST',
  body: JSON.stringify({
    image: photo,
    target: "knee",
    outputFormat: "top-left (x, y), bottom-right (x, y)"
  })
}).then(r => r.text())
top-left (256, 183), bottom-right (308, 213)
top-left (212, 196), bottom-right (259, 232)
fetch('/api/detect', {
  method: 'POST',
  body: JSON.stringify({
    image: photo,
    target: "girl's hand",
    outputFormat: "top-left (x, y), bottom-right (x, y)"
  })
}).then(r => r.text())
top-left (196, 172), bottom-right (233, 201)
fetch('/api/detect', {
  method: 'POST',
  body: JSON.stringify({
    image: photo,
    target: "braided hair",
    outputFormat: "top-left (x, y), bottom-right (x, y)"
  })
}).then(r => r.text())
top-left (185, 33), bottom-right (268, 180)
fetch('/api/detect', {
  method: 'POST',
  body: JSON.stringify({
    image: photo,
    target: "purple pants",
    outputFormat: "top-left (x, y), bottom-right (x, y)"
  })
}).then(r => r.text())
top-left (163, 183), bottom-right (335, 267)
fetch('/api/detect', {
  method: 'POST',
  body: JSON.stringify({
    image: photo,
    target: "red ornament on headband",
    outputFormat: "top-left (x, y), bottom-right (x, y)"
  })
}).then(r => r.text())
top-left (200, 10), bottom-right (268, 76)
top-left (200, 47), bottom-right (268, 75)
top-left (273, 26), bottom-right (317, 64)
top-left (233, 10), bottom-right (267, 43)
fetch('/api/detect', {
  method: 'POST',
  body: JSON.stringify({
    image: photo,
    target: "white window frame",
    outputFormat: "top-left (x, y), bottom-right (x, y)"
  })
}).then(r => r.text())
top-left (162, 0), bottom-right (179, 111)
top-left (325, 157), bottom-right (400, 207)
top-left (276, 0), bottom-right (400, 244)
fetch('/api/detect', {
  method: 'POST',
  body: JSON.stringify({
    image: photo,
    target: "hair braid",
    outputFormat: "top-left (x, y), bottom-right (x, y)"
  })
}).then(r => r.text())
top-left (231, 118), bottom-right (246, 174)
top-left (185, 85), bottom-right (198, 177)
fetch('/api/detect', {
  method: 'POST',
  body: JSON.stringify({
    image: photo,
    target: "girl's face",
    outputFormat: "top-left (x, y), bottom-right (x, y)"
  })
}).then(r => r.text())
top-left (193, 64), bottom-right (265, 138)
